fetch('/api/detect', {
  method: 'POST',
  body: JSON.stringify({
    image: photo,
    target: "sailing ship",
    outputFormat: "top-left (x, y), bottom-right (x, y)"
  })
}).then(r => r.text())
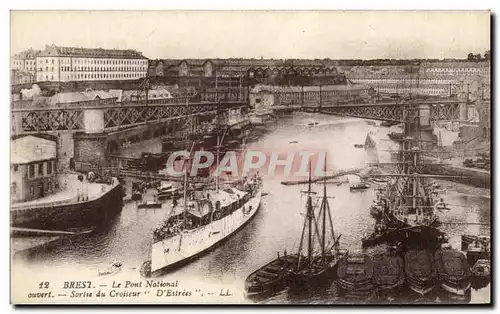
top-left (146, 131), bottom-right (263, 276)
top-left (287, 160), bottom-right (348, 293)
top-left (366, 104), bottom-right (458, 249)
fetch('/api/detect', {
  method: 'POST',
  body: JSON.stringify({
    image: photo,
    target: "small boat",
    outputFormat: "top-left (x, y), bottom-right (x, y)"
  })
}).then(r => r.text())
top-left (471, 259), bottom-right (490, 278)
top-left (465, 237), bottom-right (490, 266)
top-left (98, 261), bottom-right (123, 277)
top-left (388, 132), bottom-right (403, 141)
top-left (289, 141), bottom-right (299, 144)
top-left (307, 121), bottom-right (320, 127)
top-left (350, 182), bottom-right (369, 191)
top-left (138, 201), bottom-right (163, 209)
top-left (354, 144), bottom-right (364, 148)
top-left (140, 260), bottom-right (152, 278)
top-left (405, 250), bottom-right (438, 296)
top-left (461, 234), bottom-right (490, 251)
top-left (361, 220), bottom-right (389, 248)
top-left (244, 254), bottom-right (299, 298)
top-left (434, 248), bottom-right (472, 297)
top-left (372, 253), bottom-right (405, 296)
top-left (336, 254), bottom-right (375, 298)
top-left (131, 191), bottom-right (143, 201)
top-left (365, 121), bottom-right (377, 126)
top-left (471, 259), bottom-right (490, 290)
top-left (156, 182), bottom-right (180, 201)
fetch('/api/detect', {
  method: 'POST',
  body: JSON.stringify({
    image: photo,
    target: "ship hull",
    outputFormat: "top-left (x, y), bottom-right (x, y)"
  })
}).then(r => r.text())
top-left (245, 254), bottom-right (300, 299)
top-left (151, 192), bottom-right (262, 276)
top-left (10, 183), bottom-right (124, 232)
top-left (288, 263), bottom-right (339, 294)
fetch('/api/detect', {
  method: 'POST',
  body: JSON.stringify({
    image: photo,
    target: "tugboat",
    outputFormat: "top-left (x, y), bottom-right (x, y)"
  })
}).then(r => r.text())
top-left (148, 134), bottom-right (263, 276)
top-left (404, 250), bottom-right (438, 297)
top-left (287, 160), bottom-right (348, 294)
top-left (336, 254), bottom-right (375, 299)
top-left (244, 253), bottom-right (300, 299)
top-left (434, 247), bottom-right (472, 301)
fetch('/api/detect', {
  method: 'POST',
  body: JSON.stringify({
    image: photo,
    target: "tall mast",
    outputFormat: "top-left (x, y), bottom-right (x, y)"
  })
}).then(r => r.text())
top-left (215, 128), bottom-right (228, 193)
top-left (183, 155), bottom-right (189, 229)
top-left (307, 162), bottom-right (313, 263)
top-left (321, 154), bottom-right (327, 261)
top-left (183, 143), bottom-right (195, 229)
top-left (216, 135), bottom-right (220, 192)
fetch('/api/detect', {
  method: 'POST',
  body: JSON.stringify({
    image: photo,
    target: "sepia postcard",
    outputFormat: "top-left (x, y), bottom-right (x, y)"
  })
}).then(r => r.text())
top-left (10, 10), bottom-right (491, 304)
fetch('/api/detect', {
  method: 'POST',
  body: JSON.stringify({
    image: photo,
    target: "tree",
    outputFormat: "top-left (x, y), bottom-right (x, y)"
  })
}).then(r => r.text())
top-left (467, 53), bottom-right (475, 61)
top-left (484, 50), bottom-right (491, 60)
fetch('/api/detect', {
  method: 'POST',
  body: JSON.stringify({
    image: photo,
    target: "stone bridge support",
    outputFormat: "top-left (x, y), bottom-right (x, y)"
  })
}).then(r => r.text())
top-left (73, 107), bottom-right (108, 167)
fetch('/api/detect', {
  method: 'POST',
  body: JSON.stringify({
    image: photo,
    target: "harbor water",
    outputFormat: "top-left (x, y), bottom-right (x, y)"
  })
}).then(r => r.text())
top-left (12, 113), bottom-right (491, 304)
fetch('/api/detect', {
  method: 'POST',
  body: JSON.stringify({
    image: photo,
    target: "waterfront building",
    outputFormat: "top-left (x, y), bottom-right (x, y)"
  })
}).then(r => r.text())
top-left (35, 44), bottom-right (148, 82)
top-left (11, 135), bottom-right (58, 203)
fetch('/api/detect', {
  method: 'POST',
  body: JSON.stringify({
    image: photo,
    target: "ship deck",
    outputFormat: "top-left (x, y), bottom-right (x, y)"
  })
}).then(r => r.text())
top-left (11, 173), bottom-right (120, 211)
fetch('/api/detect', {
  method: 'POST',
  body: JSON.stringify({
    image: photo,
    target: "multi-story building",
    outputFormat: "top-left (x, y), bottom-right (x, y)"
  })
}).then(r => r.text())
top-left (421, 61), bottom-right (490, 77)
top-left (35, 44), bottom-right (148, 82)
top-left (11, 48), bottom-right (40, 85)
top-left (11, 48), bottom-right (40, 77)
top-left (11, 135), bottom-right (58, 203)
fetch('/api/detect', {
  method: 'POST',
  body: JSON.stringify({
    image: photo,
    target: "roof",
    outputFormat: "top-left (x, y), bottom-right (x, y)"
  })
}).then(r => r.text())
top-left (422, 61), bottom-right (490, 69)
top-left (12, 48), bottom-right (41, 60)
top-left (11, 136), bottom-right (56, 164)
top-left (49, 90), bottom-right (116, 105)
top-left (38, 44), bottom-right (147, 59)
top-left (119, 88), bottom-right (173, 102)
top-left (251, 83), bottom-right (371, 94)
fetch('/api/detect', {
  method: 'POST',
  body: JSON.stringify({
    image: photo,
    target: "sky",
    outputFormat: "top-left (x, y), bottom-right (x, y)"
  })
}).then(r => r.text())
top-left (10, 10), bottom-right (490, 60)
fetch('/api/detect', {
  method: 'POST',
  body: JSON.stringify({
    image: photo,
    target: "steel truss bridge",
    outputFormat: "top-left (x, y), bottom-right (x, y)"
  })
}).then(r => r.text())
top-left (12, 100), bottom-right (246, 135)
top-left (12, 96), bottom-right (468, 136)
top-left (300, 99), bottom-right (469, 123)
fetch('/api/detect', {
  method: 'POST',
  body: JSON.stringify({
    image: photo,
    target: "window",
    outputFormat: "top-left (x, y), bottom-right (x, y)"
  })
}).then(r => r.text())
top-left (47, 160), bottom-right (52, 174)
top-left (48, 180), bottom-right (52, 192)
top-left (29, 164), bottom-right (35, 177)
top-left (13, 165), bottom-right (18, 172)
top-left (52, 59), bottom-right (54, 64)
top-left (11, 183), bottom-right (17, 195)
top-left (38, 163), bottom-right (44, 175)
top-left (30, 185), bottom-right (34, 195)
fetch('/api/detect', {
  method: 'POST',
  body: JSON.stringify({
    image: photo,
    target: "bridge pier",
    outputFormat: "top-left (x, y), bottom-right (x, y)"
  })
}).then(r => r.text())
top-left (73, 107), bottom-right (109, 167)
top-left (459, 102), bottom-right (468, 121)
